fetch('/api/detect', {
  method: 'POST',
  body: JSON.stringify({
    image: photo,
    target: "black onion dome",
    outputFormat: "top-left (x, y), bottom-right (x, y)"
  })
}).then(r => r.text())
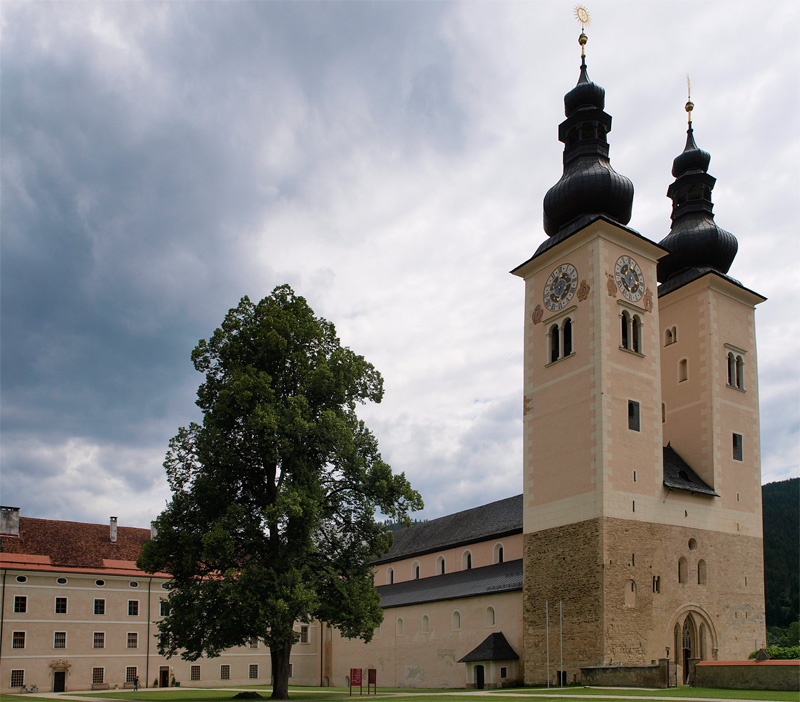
top-left (539, 58), bottom-right (634, 252)
top-left (658, 125), bottom-right (738, 286)
top-left (671, 127), bottom-right (710, 177)
top-left (564, 64), bottom-right (605, 114)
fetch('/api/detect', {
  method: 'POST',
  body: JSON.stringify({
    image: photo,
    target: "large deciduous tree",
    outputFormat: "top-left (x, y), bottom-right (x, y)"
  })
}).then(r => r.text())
top-left (138, 285), bottom-right (422, 699)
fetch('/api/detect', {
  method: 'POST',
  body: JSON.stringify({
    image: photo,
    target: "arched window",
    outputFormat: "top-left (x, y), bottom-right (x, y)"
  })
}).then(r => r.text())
top-left (412, 561), bottom-right (420, 580)
top-left (486, 607), bottom-right (495, 627)
top-left (493, 543), bottom-right (504, 564)
top-left (563, 318), bottom-right (573, 356)
top-left (678, 557), bottom-right (688, 584)
top-left (621, 311), bottom-right (630, 349)
top-left (462, 551), bottom-right (472, 570)
top-left (396, 618), bottom-right (404, 636)
top-left (548, 317), bottom-right (574, 364)
top-left (436, 555), bottom-right (445, 575)
top-left (698, 559), bottom-right (707, 585)
top-left (549, 323), bottom-right (560, 364)
top-left (387, 567), bottom-right (394, 585)
top-left (624, 579), bottom-right (636, 607)
top-left (727, 351), bottom-right (745, 389)
top-left (679, 358), bottom-right (688, 382)
top-left (421, 615), bottom-right (430, 633)
top-left (631, 314), bottom-right (642, 353)
top-left (452, 611), bottom-right (461, 631)
top-left (665, 326), bottom-right (677, 345)
top-left (621, 311), bottom-right (643, 353)
top-left (652, 575), bottom-right (661, 593)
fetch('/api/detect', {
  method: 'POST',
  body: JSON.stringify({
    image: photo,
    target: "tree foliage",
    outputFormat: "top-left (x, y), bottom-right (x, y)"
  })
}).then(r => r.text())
top-left (138, 286), bottom-right (422, 698)
top-left (762, 478), bottom-right (799, 628)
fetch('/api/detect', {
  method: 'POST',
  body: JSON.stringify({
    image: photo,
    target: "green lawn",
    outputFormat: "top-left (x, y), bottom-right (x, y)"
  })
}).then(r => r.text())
top-left (4, 685), bottom-right (796, 702)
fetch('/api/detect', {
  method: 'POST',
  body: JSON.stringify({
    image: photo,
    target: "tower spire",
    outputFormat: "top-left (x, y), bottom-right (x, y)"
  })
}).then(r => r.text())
top-left (538, 8), bottom-right (634, 256)
top-left (657, 91), bottom-right (738, 291)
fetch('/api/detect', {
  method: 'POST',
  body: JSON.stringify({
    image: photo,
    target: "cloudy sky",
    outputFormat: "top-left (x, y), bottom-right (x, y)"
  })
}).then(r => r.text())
top-left (2, 1), bottom-right (798, 528)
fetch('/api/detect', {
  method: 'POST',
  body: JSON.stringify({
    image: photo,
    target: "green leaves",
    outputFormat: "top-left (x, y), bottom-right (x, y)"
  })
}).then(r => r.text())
top-left (137, 284), bottom-right (421, 698)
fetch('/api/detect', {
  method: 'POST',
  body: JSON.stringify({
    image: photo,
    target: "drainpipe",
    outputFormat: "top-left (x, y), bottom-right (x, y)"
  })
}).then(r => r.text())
top-left (0, 570), bottom-right (7, 662)
top-left (146, 577), bottom-right (152, 689)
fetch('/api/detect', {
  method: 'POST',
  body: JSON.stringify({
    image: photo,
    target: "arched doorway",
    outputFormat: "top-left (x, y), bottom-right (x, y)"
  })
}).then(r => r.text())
top-left (474, 665), bottom-right (485, 689)
top-left (668, 607), bottom-right (716, 686)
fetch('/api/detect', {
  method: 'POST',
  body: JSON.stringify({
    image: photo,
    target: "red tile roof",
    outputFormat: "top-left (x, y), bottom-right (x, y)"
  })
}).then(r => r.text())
top-left (0, 517), bottom-right (153, 572)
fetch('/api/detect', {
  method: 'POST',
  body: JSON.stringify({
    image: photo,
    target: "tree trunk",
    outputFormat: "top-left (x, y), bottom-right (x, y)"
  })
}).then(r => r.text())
top-left (270, 637), bottom-right (293, 700)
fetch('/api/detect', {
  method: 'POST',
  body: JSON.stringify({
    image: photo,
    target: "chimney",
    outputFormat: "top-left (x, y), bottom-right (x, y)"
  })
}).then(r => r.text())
top-left (0, 506), bottom-right (21, 537)
top-left (150, 521), bottom-right (158, 539)
top-left (110, 516), bottom-right (118, 543)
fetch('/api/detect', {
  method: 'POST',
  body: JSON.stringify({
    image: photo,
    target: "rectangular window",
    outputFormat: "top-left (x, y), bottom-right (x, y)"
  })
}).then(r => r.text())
top-left (628, 400), bottom-right (640, 431)
top-left (126, 667), bottom-right (137, 684)
top-left (11, 670), bottom-right (25, 688)
top-left (249, 637), bottom-right (258, 649)
top-left (128, 600), bottom-right (139, 616)
top-left (127, 632), bottom-right (138, 649)
top-left (14, 596), bottom-right (27, 613)
top-left (54, 631), bottom-right (67, 649)
top-left (220, 665), bottom-right (230, 680)
top-left (94, 599), bottom-right (105, 615)
top-left (92, 668), bottom-right (104, 685)
top-left (300, 625), bottom-right (309, 644)
top-left (12, 632), bottom-right (25, 649)
top-left (733, 433), bottom-right (743, 461)
top-left (55, 597), bottom-right (68, 614)
top-left (93, 632), bottom-right (105, 649)
top-left (289, 663), bottom-right (294, 678)
top-left (500, 666), bottom-right (508, 679)
top-left (160, 600), bottom-right (169, 617)
top-left (191, 666), bottom-right (201, 681)
top-left (249, 664), bottom-right (258, 679)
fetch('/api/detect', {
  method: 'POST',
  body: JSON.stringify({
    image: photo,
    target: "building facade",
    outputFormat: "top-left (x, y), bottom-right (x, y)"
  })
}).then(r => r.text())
top-left (1, 27), bottom-right (766, 694)
top-left (0, 510), bottom-right (321, 693)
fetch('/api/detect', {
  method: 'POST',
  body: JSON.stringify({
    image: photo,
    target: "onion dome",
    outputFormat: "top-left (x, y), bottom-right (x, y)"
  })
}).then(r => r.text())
top-left (538, 32), bottom-right (634, 255)
top-left (657, 100), bottom-right (738, 287)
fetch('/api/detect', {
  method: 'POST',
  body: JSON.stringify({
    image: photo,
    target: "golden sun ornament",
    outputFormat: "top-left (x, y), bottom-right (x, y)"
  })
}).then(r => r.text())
top-left (575, 6), bottom-right (591, 29)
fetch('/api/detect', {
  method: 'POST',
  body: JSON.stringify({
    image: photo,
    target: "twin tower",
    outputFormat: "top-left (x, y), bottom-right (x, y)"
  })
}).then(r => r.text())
top-left (512, 28), bottom-right (765, 684)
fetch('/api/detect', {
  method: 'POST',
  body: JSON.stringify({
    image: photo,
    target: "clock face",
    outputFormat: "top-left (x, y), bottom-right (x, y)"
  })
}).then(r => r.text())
top-left (615, 255), bottom-right (644, 302)
top-left (544, 263), bottom-right (579, 311)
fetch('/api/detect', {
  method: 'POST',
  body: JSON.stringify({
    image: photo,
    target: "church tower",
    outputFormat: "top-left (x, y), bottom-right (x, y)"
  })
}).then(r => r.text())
top-left (513, 19), bottom-right (765, 686)
top-left (656, 95), bottom-right (766, 676)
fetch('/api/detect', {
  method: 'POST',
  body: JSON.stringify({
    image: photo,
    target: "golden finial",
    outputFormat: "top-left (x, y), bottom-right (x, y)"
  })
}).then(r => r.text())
top-left (685, 74), bottom-right (694, 126)
top-left (575, 6), bottom-right (590, 59)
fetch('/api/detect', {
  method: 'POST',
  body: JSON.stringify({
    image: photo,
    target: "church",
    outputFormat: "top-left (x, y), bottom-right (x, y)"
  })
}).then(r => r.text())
top-left (327, 18), bottom-right (765, 689)
top-left (0, 21), bottom-right (766, 694)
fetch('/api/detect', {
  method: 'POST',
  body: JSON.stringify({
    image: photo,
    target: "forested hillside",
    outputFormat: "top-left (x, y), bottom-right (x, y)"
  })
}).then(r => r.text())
top-left (763, 477), bottom-right (799, 628)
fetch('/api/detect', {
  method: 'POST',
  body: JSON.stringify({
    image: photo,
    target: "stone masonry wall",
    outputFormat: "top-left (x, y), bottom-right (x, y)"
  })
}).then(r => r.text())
top-left (523, 519), bottom-right (603, 685)
top-left (602, 516), bottom-right (765, 669)
top-left (524, 517), bottom-right (765, 686)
